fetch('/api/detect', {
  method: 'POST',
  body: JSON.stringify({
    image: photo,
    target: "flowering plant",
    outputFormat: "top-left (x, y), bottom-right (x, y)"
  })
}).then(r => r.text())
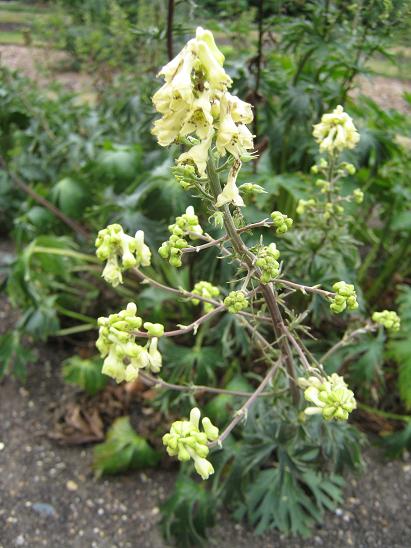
top-left (94, 29), bottom-right (400, 490)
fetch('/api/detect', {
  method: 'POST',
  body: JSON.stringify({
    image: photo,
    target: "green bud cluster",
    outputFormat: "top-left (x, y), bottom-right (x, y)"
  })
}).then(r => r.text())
top-left (270, 211), bottom-right (293, 234)
top-left (329, 281), bottom-right (358, 313)
top-left (158, 206), bottom-right (203, 267)
top-left (338, 162), bottom-right (356, 176)
top-left (96, 303), bottom-right (164, 383)
top-left (162, 408), bottom-right (219, 480)
top-left (353, 188), bottom-right (364, 204)
top-left (239, 183), bottom-right (267, 195)
top-left (372, 310), bottom-right (400, 332)
top-left (191, 281), bottom-right (220, 312)
top-left (298, 373), bottom-right (356, 421)
top-left (224, 290), bottom-right (248, 313)
top-left (95, 224), bottom-right (151, 287)
top-left (323, 202), bottom-right (344, 221)
top-left (296, 198), bottom-right (316, 216)
top-left (310, 158), bottom-right (328, 175)
top-left (255, 243), bottom-right (281, 284)
top-left (172, 164), bottom-right (197, 190)
top-left (315, 179), bottom-right (331, 193)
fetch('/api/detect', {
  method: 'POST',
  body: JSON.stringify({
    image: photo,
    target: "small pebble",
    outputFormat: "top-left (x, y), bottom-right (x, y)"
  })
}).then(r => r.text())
top-left (66, 480), bottom-right (78, 491)
top-left (32, 503), bottom-right (57, 518)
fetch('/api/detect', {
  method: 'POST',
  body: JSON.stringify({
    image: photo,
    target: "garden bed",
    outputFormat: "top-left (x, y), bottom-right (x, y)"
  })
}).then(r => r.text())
top-left (0, 287), bottom-right (410, 548)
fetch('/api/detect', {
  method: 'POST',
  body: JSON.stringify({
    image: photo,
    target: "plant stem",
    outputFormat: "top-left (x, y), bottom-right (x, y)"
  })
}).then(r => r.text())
top-left (138, 370), bottom-right (272, 398)
top-left (55, 305), bottom-right (98, 325)
top-left (134, 305), bottom-right (225, 338)
top-left (166, 0), bottom-right (174, 61)
top-left (208, 360), bottom-right (280, 448)
top-left (320, 323), bottom-right (377, 364)
top-left (206, 157), bottom-right (299, 404)
top-left (54, 324), bottom-right (96, 336)
top-left (32, 246), bottom-right (98, 263)
top-left (358, 402), bottom-right (411, 423)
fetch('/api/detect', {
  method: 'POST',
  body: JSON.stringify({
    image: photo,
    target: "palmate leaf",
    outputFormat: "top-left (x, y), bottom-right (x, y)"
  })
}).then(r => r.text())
top-left (382, 421), bottom-right (411, 458)
top-left (348, 330), bottom-right (385, 387)
top-left (238, 467), bottom-right (344, 537)
top-left (161, 473), bottom-right (217, 548)
top-left (160, 338), bottom-right (223, 386)
top-left (62, 355), bottom-right (107, 396)
top-left (50, 177), bottom-right (89, 219)
top-left (93, 416), bottom-right (160, 476)
top-left (0, 330), bottom-right (37, 381)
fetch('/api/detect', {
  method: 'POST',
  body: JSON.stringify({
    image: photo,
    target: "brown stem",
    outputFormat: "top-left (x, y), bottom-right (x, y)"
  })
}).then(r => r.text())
top-left (320, 323), bottom-right (377, 364)
top-left (133, 267), bottom-right (272, 323)
top-left (166, 0), bottom-right (175, 61)
top-left (135, 305), bottom-right (225, 338)
top-left (138, 370), bottom-right (272, 398)
top-left (0, 157), bottom-right (89, 239)
top-left (208, 359), bottom-right (280, 448)
top-left (206, 157), bottom-right (300, 404)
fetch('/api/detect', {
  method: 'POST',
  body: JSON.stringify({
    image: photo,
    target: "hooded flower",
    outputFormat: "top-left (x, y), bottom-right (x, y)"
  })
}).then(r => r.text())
top-left (152, 27), bottom-right (230, 149)
top-left (96, 225), bottom-right (151, 287)
top-left (177, 130), bottom-right (214, 176)
top-left (216, 94), bottom-right (254, 159)
top-left (96, 303), bottom-right (164, 383)
top-left (216, 160), bottom-right (244, 207)
top-left (313, 105), bottom-right (360, 153)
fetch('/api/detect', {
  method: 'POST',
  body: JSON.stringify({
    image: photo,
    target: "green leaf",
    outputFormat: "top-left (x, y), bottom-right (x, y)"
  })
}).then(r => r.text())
top-left (161, 473), bottom-right (217, 547)
top-left (50, 177), bottom-right (89, 219)
top-left (350, 330), bottom-right (385, 385)
top-left (93, 416), bottom-right (160, 476)
top-left (204, 375), bottom-right (252, 427)
top-left (62, 355), bottom-right (107, 395)
top-left (0, 330), bottom-right (37, 380)
top-left (382, 421), bottom-right (411, 458)
top-left (387, 286), bottom-right (411, 410)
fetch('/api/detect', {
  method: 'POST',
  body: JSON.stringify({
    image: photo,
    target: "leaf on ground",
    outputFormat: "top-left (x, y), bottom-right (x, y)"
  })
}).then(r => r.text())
top-left (93, 416), bottom-right (160, 476)
top-left (62, 355), bottom-right (107, 396)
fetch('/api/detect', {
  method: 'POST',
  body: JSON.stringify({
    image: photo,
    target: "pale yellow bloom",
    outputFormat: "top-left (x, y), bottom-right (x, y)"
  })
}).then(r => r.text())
top-left (313, 105), bottom-right (360, 153)
top-left (216, 160), bottom-right (244, 207)
top-left (180, 88), bottom-right (214, 140)
top-left (216, 95), bottom-right (254, 158)
top-left (177, 130), bottom-right (214, 176)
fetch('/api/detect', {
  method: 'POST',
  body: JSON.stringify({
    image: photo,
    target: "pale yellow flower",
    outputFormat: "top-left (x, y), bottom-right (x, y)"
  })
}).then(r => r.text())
top-left (216, 160), bottom-right (244, 207)
top-left (313, 105), bottom-right (360, 153)
top-left (216, 95), bottom-right (254, 158)
top-left (177, 130), bottom-right (214, 176)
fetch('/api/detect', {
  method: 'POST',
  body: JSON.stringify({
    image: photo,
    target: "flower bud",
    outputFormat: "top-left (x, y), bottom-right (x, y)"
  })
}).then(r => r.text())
top-left (144, 322), bottom-right (165, 337)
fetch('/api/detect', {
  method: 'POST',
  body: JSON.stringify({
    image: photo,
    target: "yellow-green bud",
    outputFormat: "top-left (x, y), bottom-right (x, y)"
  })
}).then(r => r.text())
top-left (144, 322), bottom-right (165, 337)
top-left (162, 407), bottom-right (219, 480)
top-left (372, 310), bottom-right (400, 332)
top-left (224, 290), bottom-right (248, 313)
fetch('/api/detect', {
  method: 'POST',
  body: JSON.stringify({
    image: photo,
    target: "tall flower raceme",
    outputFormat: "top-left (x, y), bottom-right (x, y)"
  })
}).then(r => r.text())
top-left (152, 26), bottom-right (254, 209)
top-left (93, 31), bottom-right (400, 482)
